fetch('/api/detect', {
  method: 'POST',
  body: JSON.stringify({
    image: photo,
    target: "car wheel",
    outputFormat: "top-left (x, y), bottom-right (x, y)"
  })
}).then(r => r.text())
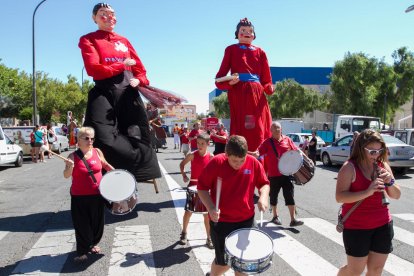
top-left (322, 152), bottom-right (332, 166)
top-left (15, 153), bottom-right (23, 167)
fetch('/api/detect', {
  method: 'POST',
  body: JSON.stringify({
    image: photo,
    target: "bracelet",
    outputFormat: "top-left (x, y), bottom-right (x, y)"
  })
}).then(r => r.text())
top-left (384, 178), bottom-right (395, 187)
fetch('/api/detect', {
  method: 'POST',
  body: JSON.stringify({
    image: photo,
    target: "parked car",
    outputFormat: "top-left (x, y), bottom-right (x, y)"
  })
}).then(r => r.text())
top-left (394, 128), bottom-right (414, 146)
top-left (320, 134), bottom-right (414, 174)
top-left (0, 125), bottom-right (24, 167)
top-left (49, 126), bottom-right (70, 154)
top-left (286, 133), bottom-right (326, 156)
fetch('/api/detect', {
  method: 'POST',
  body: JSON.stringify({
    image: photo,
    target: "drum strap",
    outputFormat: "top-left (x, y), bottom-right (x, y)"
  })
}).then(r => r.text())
top-left (75, 149), bottom-right (97, 183)
top-left (269, 138), bottom-right (280, 159)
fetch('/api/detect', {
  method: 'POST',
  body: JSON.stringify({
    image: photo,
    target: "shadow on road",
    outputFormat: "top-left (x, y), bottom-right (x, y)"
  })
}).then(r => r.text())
top-left (0, 210), bottom-right (72, 233)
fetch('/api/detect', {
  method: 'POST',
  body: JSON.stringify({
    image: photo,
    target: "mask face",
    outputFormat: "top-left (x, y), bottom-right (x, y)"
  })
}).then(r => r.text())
top-left (93, 7), bottom-right (117, 31)
top-left (238, 26), bottom-right (254, 44)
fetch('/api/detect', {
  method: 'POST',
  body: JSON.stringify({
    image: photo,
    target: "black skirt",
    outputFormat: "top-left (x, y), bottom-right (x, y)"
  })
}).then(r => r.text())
top-left (84, 71), bottom-right (161, 182)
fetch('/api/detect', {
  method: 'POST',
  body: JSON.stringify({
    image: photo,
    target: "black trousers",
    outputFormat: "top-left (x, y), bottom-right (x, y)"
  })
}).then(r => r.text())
top-left (84, 71), bottom-right (161, 182)
top-left (213, 142), bottom-right (226, 155)
top-left (71, 194), bottom-right (105, 256)
top-left (269, 176), bottom-right (295, 206)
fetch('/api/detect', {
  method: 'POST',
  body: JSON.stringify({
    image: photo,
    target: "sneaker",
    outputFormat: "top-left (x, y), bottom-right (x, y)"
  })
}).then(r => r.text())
top-left (290, 219), bottom-right (304, 227)
top-left (271, 216), bottom-right (282, 225)
top-left (179, 232), bottom-right (187, 245)
top-left (206, 238), bottom-right (214, 249)
top-left (206, 273), bottom-right (211, 276)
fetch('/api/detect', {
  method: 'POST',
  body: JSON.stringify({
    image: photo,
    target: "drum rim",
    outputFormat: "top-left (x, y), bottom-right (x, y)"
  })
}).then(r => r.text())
top-left (278, 150), bottom-right (303, 176)
top-left (224, 228), bottom-right (274, 260)
top-left (99, 169), bottom-right (137, 202)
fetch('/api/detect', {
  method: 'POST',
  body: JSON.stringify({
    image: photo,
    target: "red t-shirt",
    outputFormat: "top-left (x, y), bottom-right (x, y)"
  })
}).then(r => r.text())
top-left (211, 129), bottom-right (227, 144)
top-left (189, 150), bottom-right (212, 186)
top-left (188, 129), bottom-right (201, 149)
top-left (198, 154), bottom-right (269, 222)
top-left (79, 30), bottom-right (149, 85)
top-left (181, 133), bottom-right (189, 144)
top-left (71, 149), bottom-right (103, 196)
top-left (258, 136), bottom-right (298, 177)
top-left (342, 161), bottom-right (391, 229)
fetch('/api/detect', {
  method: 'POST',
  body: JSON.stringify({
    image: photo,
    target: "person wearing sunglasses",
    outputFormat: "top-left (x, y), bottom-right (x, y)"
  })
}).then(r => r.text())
top-left (63, 127), bottom-right (114, 262)
top-left (79, 3), bottom-right (161, 183)
top-left (336, 129), bottom-right (401, 275)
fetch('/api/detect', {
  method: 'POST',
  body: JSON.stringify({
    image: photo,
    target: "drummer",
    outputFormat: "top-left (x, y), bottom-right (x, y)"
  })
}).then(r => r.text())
top-left (179, 133), bottom-right (214, 249)
top-left (63, 127), bottom-right (114, 262)
top-left (197, 135), bottom-right (269, 276)
top-left (253, 122), bottom-right (303, 227)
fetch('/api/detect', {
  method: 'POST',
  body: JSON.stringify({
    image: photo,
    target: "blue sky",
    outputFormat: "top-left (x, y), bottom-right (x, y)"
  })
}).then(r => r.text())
top-left (1, 0), bottom-right (413, 114)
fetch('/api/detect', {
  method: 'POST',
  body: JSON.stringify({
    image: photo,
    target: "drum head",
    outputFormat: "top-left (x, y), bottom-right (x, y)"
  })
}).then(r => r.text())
top-left (188, 185), bottom-right (197, 193)
top-left (99, 170), bottom-right (136, 202)
top-left (278, 150), bottom-right (303, 175)
top-left (225, 228), bottom-right (273, 261)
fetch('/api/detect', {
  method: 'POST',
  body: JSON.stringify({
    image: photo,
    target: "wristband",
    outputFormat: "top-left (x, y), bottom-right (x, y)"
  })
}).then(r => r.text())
top-left (384, 178), bottom-right (395, 187)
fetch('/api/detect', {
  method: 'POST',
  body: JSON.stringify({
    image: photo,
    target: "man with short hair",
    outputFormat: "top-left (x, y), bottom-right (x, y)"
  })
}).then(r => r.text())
top-left (255, 122), bottom-right (304, 227)
top-left (198, 135), bottom-right (269, 276)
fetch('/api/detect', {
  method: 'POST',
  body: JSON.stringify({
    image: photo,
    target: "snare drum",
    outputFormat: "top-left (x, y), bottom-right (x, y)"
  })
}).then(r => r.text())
top-left (99, 170), bottom-right (138, 215)
top-left (185, 186), bottom-right (207, 213)
top-left (224, 228), bottom-right (274, 274)
top-left (278, 150), bottom-right (315, 185)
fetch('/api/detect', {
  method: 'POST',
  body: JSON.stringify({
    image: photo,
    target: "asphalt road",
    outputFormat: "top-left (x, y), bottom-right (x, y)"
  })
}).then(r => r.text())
top-left (0, 138), bottom-right (413, 276)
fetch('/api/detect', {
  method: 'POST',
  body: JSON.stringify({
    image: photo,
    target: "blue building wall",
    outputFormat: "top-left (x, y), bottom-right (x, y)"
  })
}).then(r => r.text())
top-left (270, 67), bottom-right (332, 85)
top-left (209, 67), bottom-right (333, 109)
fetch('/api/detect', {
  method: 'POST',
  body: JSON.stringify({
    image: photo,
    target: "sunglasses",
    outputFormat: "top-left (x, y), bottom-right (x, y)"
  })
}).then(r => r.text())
top-left (81, 137), bottom-right (95, 141)
top-left (364, 148), bottom-right (384, 156)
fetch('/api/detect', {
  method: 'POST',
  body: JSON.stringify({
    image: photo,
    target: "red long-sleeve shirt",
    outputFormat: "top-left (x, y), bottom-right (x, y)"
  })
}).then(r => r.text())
top-left (79, 30), bottom-right (149, 85)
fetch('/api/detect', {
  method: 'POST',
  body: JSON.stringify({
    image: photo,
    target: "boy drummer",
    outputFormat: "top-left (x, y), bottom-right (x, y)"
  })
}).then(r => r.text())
top-left (198, 135), bottom-right (269, 276)
top-left (179, 133), bottom-right (214, 248)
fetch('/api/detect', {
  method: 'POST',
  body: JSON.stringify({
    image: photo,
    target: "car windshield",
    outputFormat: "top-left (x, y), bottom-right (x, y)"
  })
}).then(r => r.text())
top-left (382, 135), bottom-right (405, 145)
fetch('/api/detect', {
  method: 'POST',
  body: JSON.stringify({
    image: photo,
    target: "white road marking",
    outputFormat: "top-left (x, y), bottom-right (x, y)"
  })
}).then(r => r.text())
top-left (159, 162), bottom-right (234, 275)
top-left (302, 218), bottom-right (414, 276)
top-left (394, 213), bottom-right (414, 223)
top-left (11, 229), bottom-right (75, 275)
top-left (259, 221), bottom-right (338, 275)
top-left (0, 231), bottom-right (8, 241)
top-left (108, 225), bottom-right (156, 276)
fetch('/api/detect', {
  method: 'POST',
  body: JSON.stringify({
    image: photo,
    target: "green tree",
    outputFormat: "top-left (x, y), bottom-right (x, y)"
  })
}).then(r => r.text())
top-left (212, 92), bottom-right (230, 118)
top-left (268, 79), bottom-right (329, 119)
top-left (330, 49), bottom-right (414, 124)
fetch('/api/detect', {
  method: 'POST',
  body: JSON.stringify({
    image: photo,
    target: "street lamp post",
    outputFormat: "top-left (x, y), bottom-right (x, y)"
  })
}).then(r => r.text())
top-left (406, 4), bottom-right (414, 127)
top-left (32, 0), bottom-right (47, 125)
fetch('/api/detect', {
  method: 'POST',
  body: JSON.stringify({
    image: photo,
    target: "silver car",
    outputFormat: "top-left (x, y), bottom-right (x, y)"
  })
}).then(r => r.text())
top-left (320, 134), bottom-right (414, 174)
top-left (49, 126), bottom-right (70, 154)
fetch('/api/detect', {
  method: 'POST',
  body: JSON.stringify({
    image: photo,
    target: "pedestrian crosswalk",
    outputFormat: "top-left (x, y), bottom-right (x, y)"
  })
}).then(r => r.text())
top-left (0, 165), bottom-right (413, 275)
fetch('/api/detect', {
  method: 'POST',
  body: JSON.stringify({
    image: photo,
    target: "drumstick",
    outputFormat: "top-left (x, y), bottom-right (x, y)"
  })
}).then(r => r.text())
top-left (190, 179), bottom-right (198, 182)
top-left (48, 150), bottom-right (70, 162)
top-left (216, 177), bottom-right (222, 211)
top-left (260, 210), bottom-right (263, 227)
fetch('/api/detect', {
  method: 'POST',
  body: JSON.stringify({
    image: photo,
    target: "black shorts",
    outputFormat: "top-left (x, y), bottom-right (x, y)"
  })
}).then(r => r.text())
top-left (343, 221), bottom-right (394, 257)
top-left (269, 176), bottom-right (295, 206)
top-left (210, 216), bottom-right (255, 266)
top-left (34, 142), bottom-right (43, 147)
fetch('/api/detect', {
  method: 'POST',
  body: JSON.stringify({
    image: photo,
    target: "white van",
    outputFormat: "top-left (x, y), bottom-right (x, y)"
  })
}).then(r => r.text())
top-left (335, 115), bottom-right (381, 139)
top-left (0, 125), bottom-right (24, 167)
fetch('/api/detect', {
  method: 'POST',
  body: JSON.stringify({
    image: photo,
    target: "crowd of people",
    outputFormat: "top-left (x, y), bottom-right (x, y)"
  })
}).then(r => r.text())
top-left (55, 3), bottom-right (403, 276)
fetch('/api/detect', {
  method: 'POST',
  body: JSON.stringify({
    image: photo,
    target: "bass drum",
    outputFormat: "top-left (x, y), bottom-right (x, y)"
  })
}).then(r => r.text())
top-left (99, 169), bottom-right (138, 215)
top-left (278, 150), bottom-right (315, 185)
